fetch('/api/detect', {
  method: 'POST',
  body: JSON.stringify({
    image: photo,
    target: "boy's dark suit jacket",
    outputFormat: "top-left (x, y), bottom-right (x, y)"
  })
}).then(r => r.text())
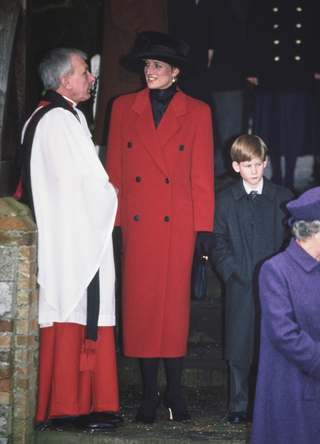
top-left (211, 177), bottom-right (293, 363)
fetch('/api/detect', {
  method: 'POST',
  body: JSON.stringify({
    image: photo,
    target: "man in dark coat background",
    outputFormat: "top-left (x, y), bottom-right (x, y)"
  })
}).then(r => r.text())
top-left (208, 0), bottom-right (247, 177)
top-left (245, 0), bottom-right (320, 191)
top-left (167, 0), bottom-right (214, 106)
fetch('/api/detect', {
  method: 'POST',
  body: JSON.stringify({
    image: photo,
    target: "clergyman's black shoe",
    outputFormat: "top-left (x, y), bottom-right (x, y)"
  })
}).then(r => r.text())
top-left (73, 414), bottom-right (117, 430)
top-left (89, 411), bottom-right (124, 425)
top-left (228, 411), bottom-right (246, 424)
top-left (50, 417), bottom-right (76, 428)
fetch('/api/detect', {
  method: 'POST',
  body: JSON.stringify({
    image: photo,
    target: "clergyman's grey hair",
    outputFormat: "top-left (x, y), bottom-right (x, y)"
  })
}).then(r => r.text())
top-left (38, 48), bottom-right (88, 91)
top-left (292, 220), bottom-right (320, 242)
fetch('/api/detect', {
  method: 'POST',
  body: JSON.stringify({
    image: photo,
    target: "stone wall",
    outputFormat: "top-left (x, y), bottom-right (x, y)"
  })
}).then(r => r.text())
top-left (0, 197), bottom-right (38, 444)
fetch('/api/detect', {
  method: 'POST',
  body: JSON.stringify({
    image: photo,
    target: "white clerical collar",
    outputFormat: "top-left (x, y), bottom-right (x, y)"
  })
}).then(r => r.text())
top-left (62, 95), bottom-right (77, 108)
top-left (243, 177), bottom-right (264, 195)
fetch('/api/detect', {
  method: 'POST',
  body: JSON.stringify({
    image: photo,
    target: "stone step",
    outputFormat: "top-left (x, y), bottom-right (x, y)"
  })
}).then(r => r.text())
top-left (34, 426), bottom-right (249, 444)
top-left (34, 387), bottom-right (251, 444)
top-left (189, 298), bottom-right (223, 344)
top-left (116, 343), bottom-right (228, 389)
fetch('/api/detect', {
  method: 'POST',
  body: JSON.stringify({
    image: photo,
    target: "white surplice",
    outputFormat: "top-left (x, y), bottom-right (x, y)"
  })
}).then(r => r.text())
top-left (28, 105), bottom-right (117, 327)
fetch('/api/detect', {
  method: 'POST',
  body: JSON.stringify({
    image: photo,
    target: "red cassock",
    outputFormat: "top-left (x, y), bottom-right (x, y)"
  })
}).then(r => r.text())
top-left (35, 324), bottom-right (119, 420)
top-left (106, 88), bottom-right (214, 358)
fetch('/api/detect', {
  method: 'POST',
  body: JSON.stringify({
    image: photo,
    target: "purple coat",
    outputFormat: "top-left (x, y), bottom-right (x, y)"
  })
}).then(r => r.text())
top-left (251, 238), bottom-right (320, 444)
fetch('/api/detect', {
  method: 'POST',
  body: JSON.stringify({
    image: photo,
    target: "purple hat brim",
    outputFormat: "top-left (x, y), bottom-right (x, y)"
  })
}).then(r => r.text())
top-left (286, 187), bottom-right (320, 223)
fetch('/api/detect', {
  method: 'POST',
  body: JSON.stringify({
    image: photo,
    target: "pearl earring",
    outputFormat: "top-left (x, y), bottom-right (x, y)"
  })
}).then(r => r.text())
top-left (316, 234), bottom-right (319, 239)
top-left (172, 76), bottom-right (176, 83)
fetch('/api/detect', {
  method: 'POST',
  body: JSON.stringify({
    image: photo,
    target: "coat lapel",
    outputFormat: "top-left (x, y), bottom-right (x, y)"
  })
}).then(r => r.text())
top-left (157, 90), bottom-right (186, 148)
top-left (133, 89), bottom-right (169, 176)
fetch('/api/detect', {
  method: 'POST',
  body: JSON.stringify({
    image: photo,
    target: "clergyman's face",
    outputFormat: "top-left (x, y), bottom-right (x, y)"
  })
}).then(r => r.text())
top-left (67, 54), bottom-right (95, 103)
top-left (144, 59), bottom-right (179, 90)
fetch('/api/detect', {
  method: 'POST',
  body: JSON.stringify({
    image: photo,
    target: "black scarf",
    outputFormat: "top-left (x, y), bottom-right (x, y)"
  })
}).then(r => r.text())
top-left (149, 84), bottom-right (179, 128)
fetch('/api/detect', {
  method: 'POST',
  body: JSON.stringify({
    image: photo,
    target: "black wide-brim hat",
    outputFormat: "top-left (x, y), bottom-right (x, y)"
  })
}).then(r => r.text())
top-left (121, 31), bottom-right (197, 74)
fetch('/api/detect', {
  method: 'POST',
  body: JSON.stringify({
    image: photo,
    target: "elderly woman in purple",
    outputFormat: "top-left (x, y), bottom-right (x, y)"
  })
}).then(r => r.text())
top-left (251, 187), bottom-right (320, 444)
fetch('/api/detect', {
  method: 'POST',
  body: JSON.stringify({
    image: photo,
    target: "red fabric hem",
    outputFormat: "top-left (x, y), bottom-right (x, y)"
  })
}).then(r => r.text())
top-left (35, 323), bottom-right (119, 421)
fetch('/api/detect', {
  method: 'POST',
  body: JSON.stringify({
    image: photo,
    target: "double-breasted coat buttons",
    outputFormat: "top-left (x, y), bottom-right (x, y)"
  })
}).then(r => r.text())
top-left (270, 5), bottom-right (304, 63)
top-left (127, 142), bottom-right (132, 148)
top-left (132, 175), bottom-right (171, 221)
top-left (179, 145), bottom-right (184, 151)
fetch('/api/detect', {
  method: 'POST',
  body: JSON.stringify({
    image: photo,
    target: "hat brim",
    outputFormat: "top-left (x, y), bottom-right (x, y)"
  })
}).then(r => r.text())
top-left (121, 51), bottom-right (197, 75)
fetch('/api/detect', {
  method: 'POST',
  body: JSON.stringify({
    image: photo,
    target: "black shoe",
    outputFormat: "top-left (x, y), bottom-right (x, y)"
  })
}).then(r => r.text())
top-left (163, 393), bottom-right (191, 422)
top-left (50, 417), bottom-right (76, 428)
top-left (73, 414), bottom-right (117, 430)
top-left (88, 412), bottom-right (124, 425)
top-left (135, 393), bottom-right (161, 424)
top-left (228, 411), bottom-right (246, 424)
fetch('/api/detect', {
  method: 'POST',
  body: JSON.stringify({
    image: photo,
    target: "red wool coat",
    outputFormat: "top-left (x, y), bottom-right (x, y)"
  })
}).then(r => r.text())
top-left (106, 87), bottom-right (214, 357)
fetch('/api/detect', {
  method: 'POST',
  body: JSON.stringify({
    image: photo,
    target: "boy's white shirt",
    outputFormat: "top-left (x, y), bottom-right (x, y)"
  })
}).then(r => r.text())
top-left (243, 177), bottom-right (264, 195)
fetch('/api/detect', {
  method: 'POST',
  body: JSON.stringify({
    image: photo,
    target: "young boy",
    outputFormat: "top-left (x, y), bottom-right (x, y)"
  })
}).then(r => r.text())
top-left (210, 135), bottom-right (293, 424)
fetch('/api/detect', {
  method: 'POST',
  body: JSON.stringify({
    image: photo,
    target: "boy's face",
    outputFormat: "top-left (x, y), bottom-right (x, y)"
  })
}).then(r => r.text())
top-left (232, 157), bottom-right (267, 189)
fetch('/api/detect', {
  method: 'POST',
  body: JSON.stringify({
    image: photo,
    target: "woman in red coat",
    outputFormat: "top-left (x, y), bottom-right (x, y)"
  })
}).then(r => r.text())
top-left (106, 32), bottom-right (215, 424)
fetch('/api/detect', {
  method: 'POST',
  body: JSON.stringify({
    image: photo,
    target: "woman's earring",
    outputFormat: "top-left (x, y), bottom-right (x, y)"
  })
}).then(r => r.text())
top-left (316, 234), bottom-right (319, 239)
top-left (172, 76), bottom-right (176, 83)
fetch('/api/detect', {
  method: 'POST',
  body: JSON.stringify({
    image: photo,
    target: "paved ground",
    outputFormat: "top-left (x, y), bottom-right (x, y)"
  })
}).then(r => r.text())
top-left (35, 387), bottom-right (251, 443)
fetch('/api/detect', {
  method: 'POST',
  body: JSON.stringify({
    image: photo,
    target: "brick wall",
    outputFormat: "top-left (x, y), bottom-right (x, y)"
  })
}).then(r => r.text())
top-left (0, 197), bottom-right (38, 444)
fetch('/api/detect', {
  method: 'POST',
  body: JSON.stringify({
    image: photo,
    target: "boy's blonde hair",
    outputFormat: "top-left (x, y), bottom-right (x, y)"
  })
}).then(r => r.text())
top-left (231, 135), bottom-right (268, 163)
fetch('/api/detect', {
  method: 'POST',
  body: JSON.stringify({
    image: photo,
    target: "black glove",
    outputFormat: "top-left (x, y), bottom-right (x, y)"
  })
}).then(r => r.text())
top-left (196, 231), bottom-right (214, 256)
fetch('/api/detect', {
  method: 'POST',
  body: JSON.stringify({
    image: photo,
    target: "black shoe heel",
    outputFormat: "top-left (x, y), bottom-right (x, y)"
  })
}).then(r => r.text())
top-left (163, 393), bottom-right (191, 422)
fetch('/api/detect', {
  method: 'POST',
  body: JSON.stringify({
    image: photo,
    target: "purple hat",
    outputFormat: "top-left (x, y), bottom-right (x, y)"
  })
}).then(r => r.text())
top-left (287, 187), bottom-right (320, 225)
